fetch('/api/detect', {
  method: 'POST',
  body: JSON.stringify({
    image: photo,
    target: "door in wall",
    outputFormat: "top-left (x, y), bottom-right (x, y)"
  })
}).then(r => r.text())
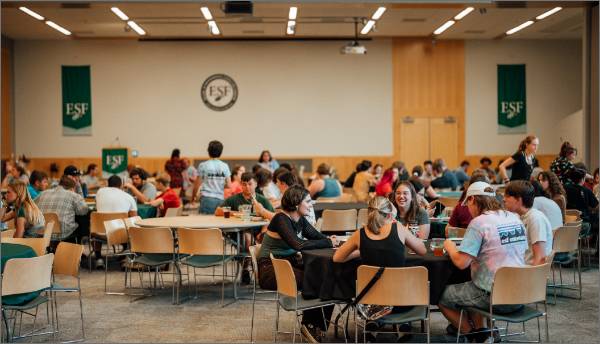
top-left (398, 117), bottom-right (458, 170)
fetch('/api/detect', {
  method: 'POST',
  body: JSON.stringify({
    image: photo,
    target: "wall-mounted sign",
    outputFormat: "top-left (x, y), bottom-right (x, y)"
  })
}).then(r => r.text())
top-left (62, 65), bottom-right (92, 136)
top-left (102, 147), bottom-right (128, 178)
top-left (201, 74), bottom-right (238, 111)
top-left (498, 64), bottom-right (526, 134)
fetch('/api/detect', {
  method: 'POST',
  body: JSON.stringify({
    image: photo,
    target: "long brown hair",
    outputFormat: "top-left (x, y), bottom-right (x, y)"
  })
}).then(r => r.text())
top-left (538, 171), bottom-right (566, 198)
top-left (518, 135), bottom-right (538, 152)
top-left (390, 181), bottom-right (419, 223)
top-left (8, 180), bottom-right (44, 226)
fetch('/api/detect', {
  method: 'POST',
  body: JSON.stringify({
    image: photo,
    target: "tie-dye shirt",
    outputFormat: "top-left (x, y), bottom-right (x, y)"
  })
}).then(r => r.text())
top-left (459, 210), bottom-right (528, 292)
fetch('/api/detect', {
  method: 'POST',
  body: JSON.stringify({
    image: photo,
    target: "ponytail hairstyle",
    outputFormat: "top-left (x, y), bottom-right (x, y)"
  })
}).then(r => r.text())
top-left (518, 135), bottom-right (538, 152)
top-left (559, 141), bottom-right (577, 158)
top-left (8, 180), bottom-right (44, 226)
top-left (366, 196), bottom-right (396, 235)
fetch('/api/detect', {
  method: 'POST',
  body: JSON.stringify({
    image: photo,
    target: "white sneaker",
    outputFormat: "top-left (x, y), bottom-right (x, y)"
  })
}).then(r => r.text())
top-left (95, 258), bottom-right (105, 269)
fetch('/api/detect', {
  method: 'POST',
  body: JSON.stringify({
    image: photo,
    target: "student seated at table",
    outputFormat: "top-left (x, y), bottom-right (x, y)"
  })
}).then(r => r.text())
top-left (1, 180), bottom-right (45, 238)
top-left (256, 168), bottom-right (281, 207)
top-left (447, 170), bottom-right (490, 229)
top-left (223, 165), bottom-right (245, 199)
top-left (82, 163), bottom-right (102, 193)
top-left (308, 163), bottom-right (342, 199)
top-left (375, 167), bottom-right (399, 198)
top-left (125, 168), bottom-right (157, 203)
top-left (352, 161), bottom-right (375, 202)
top-left (439, 181), bottom-right (528, 342)
top-left (564, 168), bottom-right (599, 239)
top-left (504, 181), bottom-right (553, 266)
top-left (390, 181), bottom-right (430, 239)
top-left (531, 181), bottom-right (563, 230)
top-left (28, 170), bottom-right (49, 200)
top-left (333, 196), bottom-right (426, 264)
top-left (430, 159), bottom-right (459, 191)
top-left (537, 171), bottom-right (567, 222)
top-left (146, 174), bottom-right (181, 217)
top-left (258, 185), bottom-right (337, 342)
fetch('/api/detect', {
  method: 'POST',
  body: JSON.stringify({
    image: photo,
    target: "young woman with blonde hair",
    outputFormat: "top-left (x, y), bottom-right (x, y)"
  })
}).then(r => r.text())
top-left (1, 180), bottom-right (45, 238)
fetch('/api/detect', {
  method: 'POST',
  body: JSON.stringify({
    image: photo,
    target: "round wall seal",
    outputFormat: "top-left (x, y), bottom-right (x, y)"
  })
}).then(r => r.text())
top-left (201, 74), bottom-right (238, 111)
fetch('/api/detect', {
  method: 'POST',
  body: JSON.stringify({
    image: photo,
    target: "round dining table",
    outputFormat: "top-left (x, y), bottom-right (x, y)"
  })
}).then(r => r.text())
top-left (301, 244), bottom-right (471, 305)
top-left (1, 243), bottom-right (40, 305)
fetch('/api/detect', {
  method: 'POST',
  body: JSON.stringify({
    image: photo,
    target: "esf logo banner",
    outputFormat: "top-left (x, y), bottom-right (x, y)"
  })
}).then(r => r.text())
top-left (65, 102), bottom-right (90, 121)
top-left (201, 74), bottom-right (238, 111)
top-left (500, 101), bottom-right (524, 119)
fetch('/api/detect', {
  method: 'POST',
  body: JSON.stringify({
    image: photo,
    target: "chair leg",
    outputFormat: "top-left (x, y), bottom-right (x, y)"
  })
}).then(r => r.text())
top-left (2, 309), bottom-right (12, 342)
top-left (544, 302), bottom-right (549, 342)
top-left (274, 299), bottom-right (280, 342)
top-left (30, 305), bottom-right (39, 343)
top-left (292, 312), bottom-right (298, 344)
top-left (79, 288), bottom-right (85, 340)
top-left (426, 308), bottom-right (430, 344)
top-left (250, 278), bottom-right (256, 343)
top-left (456, 309), bottom-right (464, 343)
top-left (578, 252), bottom-right (582, 299)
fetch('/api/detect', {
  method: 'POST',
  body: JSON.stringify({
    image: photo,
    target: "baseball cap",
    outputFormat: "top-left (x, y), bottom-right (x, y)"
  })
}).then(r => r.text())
top-left (461, 181), bottom-right (496, 205)
top-left (63, 165), bottom-right (82, 176)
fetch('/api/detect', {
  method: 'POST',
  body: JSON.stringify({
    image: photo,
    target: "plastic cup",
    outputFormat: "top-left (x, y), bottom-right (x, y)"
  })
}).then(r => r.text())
top-left (430, 238), bottom-right (445, 256)
top-left (222, 206), bottom-right (231, 219)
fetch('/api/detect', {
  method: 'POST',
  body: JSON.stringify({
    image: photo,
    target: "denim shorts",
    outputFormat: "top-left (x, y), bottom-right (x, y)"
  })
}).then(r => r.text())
top-left (199, 196), bottom-right (223, 214)
top-left (440, 281), bottom-right (522, 314)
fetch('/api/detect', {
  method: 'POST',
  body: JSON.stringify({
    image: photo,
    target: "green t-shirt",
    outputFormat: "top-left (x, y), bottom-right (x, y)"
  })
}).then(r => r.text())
top-left (396, 207), bottom-right (430, 225)
top-left (17, 206), bottom-right (45, 238)
top-left (220, 193), bottom-right (274, 213)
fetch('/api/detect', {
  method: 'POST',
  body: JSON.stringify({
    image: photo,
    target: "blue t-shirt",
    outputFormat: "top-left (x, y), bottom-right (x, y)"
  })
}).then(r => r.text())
top-left (27, 185), bottom-right (40, 199)
top-left (459, 210), bottom-right (528, 292)
top-left (314, 178), bottom-right (341, 199)
top-left (197, 159), bottom-right (231, 200)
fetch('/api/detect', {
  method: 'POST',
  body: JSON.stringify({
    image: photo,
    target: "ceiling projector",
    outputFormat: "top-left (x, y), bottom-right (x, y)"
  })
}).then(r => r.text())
top-left (340, 41), bottom-right (367, 55)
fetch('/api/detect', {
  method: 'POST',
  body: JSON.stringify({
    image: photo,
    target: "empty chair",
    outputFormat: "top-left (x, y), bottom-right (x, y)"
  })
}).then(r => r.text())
top-left (39, 212), bottom-right (61, 239)
top-left (2, 237), bottom-right (47, 256)
top-left (1, 253), bottom-right (55, 342)
top-left (164, 206), bottom-right (183, 217)
top-left (355, 265), bottom-right (430, 343)
top-left (123, 216), bottom-right (142, 229)
top-left (103, 219), bottom-right (132, 294)
top-left (457, 264), bottom-right (551, 343)
top-left (357, 208), bottom-right (368, 229)
top-left (88, 212), bottom-right (127, 270)
top-left (549, 225), bottom-right (582, 301)
top-left (51, 242), bottom-right (85, 342)
top-left (320, 209), bottom-right (358, 233)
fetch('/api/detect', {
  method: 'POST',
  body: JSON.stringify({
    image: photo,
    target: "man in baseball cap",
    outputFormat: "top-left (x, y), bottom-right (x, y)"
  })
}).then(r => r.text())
top-left (461, 181), bottom-right (496, 206)
top-left (63, 165), bottom-right (84, 196)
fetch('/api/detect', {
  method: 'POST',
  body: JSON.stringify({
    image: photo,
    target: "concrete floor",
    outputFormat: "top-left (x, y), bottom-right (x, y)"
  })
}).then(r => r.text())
top-left (3, 261), bottom-right (599, 343)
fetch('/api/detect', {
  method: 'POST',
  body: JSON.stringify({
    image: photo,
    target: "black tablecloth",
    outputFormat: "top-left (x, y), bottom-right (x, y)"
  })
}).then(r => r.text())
top-left (313, 202), bottom-right (368, 219)
top-left (302, 246), bottom-right (470, 305)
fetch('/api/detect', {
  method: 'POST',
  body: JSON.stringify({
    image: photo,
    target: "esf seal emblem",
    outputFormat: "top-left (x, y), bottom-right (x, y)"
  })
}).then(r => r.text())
top-left (201, 74), bottom-right (238, 111)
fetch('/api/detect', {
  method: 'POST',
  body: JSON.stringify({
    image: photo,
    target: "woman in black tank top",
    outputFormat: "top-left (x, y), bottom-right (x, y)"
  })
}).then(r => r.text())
top-left (334, 197), bottom-right (426, 264)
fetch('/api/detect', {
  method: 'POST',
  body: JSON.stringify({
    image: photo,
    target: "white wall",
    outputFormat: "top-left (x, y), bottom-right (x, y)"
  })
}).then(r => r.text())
top-left (14, 39), bottom-right (393, 158)
top-left (465, 39), bottom-right (582, 155)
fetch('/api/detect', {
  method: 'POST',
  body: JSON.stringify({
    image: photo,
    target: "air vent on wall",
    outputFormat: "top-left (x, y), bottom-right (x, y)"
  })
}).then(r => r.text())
top-left (242, 30), bottom-right (264, 34)
top-left (61, 2), bottom-right (90, 9)
top-left (496, 1), bottom-right (527, 8)
top-left (221, 1), bottom-right (253, 16)
top-left (402, 18), bottom-right (426, 22)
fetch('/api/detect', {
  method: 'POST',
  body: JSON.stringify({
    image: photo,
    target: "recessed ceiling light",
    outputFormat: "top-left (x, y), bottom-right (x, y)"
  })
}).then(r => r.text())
top-left (434, 20), bottom-right (455, 35)
top-left (506, 20), bottom-right (534, 35)
top-left (536, 7), bottom-right (562, 20)
top-left (454, 7), bottom-right (474, 21)
top-left (372, 7), bottom-right (386, 20)
top-left (287, 20), bottom-right (296, 35)
top-left (208, 21), bottom-right (220, 35)
top-left (110, 7), bottom-right (129, 21)
top-left (201, 7), bottom-right (213, 21)
top-left (289, 7), bottom-right (297, 20)
top-left (127, 20), bottom-right (146, 36)
top-left (360, 20), bottom-right (376, 35)
top-left (19, 7), bottom-right (44, 21)
top-left (45, 21), bottom-right (71, 36)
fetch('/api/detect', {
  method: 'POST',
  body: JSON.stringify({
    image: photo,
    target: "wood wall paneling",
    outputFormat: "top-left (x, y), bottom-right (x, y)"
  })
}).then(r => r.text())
top-left (1, 46), bottom-right (12, 160)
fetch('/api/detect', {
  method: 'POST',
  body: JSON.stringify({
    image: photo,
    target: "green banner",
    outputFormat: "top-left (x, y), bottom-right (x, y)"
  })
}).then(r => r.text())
top-left (498, 64), bottom-right (526, 134)
top-left (62, 66), bottom-right (92, 136)
top-left (102, 148), bottom-right (128, 178)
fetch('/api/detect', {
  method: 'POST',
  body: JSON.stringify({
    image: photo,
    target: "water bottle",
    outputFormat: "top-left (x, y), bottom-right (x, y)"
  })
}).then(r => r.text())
top-left (82, 183), bottom-right (89, 198)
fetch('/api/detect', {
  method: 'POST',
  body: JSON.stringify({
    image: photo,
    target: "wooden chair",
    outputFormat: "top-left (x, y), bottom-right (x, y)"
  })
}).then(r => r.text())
top-left (564, 215), bottom-right (579, 225)
top-left (565, 209), bottom-right (582, 218)
top-left (1, 253), bottom-right (55, 342)
top-left (320, 209), bottom-right (358, 233)
top-left (2, 237), bottom-right (47, 256)
top-left (123, 216), bottom-right (142, 229)
top-left (164, 206), bottom-right (183, 217)
top-left (51, 242), bottom-right (85, 342)
top-left (128, 226), bottom-right (178, 304)
top-left (1, 229), bottom-right (15, 239)
top-left (38, 212), bottom-right (61, 239)
top-left (357, 208), bottom-right (368, 229)
top-left (88, 212), bottom-right (127, 271)
top-left (356, 265), bottom-right (430, 343)
top-left (549, 225), bottom-right (582, 301)
top-left (41, 221), bottom-right (55, 253)
top-left (458, 264), bottom-right (551, 343)
top-left (249, 244), bottom-right (277, 342)
top-left (103, 219), bottom-right (132, 294)
top-left (177, 228), bottom-right (236, 305)
top-left (271, 255), bottom-right (339, 343)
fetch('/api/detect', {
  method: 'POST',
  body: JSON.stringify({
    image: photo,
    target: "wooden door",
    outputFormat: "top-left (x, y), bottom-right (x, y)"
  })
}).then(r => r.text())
top-left (399, 117), bottom-right (430, 170)
top-left (430, 117), bottom-right (458, 168)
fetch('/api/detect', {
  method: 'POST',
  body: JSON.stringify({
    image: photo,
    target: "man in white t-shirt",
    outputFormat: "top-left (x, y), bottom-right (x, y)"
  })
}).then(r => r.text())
top-left (96, 176), bottom-right (138, 216)
top-left (504, 180), bottom-right (553, 266)
top-left (191, 140), bottom-right (231, 214)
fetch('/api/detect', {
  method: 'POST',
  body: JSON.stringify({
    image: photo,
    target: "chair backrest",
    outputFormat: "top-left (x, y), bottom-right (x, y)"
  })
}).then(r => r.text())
top-left (270, 255), bottom-right (298, 298)
top-left (553, 226), bottom-right (581, 253)
top-left (565, 209), bottom-right (582, 218)
top-left (2, 253), bottom-right (54, 296)
top-left (491, 264), bottom-right (550, 305)
top-left (445, 226), bottom-right (467, 239)
top-left (41, 221), bottom-right (55, 249)
top-left (564, 215), bottom-right (579, 225)
top-left (165, 206), bottom-right (183, 217)
top-left (128, 226), bottom-right (174, 254)
top-left (90, 212), bottom-right (128, 235)
top-left (337, 193), bottom-right (356, 202)
top-left (565, 218), bottom-right (583, 227)
top-left (438, 197), bottom-right (459, 208)
top-left (104, 219), bottom-right (128, 246)
top-left (178, 228), bottom-right (224, 255)
top-left (123, 216), bottom-right (142, 229)
top-left (53, 242), bottom-right (84, 277)
top-left (43, 212), bottom-right (62, 234)
top-left (2, 237), bottom-right (47, 256)
top-left (357, 265), bottom-right (429, 306)
top-left (249, 244), bottom-right (261, 279)
top-left (357, 208), bottom-right (368, 228)
top-left (320, 209), bottom-right (358, 232)
top-left (1, 229), bottom-right (16, 239)
top-left (315, 197), bottom-right (338, 203)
